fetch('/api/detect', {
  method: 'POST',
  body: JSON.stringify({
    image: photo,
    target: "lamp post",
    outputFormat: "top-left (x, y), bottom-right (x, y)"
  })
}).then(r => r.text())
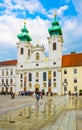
top-left (62, 81), bottom-right (68, 95)
top-left (4, 83), bottom-right (9, 95)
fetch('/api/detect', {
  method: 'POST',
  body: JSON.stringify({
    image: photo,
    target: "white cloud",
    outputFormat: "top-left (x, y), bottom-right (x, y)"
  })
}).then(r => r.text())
top-left (0, 15), bottom-right (20, 46)
top-left (72, 0), bottom-right (82, 14)
top-left (62, 15), bottom-right (82, 53)
top-left (24, 0), bottom-right (46, 14)
top-left (3, 0), bottom-right (46, 15)
top-left (57, 5), bottom-right (68, 16)
top-left (60, 0), bottom-right (82, 54)
top-left (27, 17), bottom-right (50, 50)
top-left (0, 14), bottom-right (50, 52)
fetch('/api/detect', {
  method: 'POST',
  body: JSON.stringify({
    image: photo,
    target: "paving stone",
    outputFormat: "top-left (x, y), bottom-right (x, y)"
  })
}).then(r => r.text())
top-left (0, 95), bottom-right (82, 130)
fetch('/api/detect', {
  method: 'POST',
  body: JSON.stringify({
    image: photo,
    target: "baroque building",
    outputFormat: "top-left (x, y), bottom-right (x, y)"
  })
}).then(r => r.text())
top-left (0, 15), bottom-right (82, 95)
top-left (0, 15), bottom-right (63, 95)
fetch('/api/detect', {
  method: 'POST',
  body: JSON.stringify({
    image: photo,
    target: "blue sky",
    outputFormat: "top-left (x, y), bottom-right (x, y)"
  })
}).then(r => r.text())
top-left (0, 0), bottom-right (82, 61)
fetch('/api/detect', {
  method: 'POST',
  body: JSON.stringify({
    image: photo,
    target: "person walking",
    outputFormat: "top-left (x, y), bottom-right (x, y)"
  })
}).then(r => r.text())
top-left (35, 91), bottom-right (40, 103)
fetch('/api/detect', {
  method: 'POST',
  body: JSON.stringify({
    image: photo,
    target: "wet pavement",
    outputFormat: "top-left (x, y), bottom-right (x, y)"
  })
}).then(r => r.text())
top-left (0, 95), bottom-right (82, 130)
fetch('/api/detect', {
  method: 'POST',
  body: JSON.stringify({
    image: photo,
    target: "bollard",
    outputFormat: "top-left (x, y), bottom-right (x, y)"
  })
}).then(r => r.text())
top-left (41, 102), bottom-right (45, 113)
top-left (18, 109), bottom-right (22, 116)
top-left (26, 106), bottom-right (31, 118)
top-left (9, 112), bottom-right (15, 123)
top-left (32, 102), bottom-right (35, 110)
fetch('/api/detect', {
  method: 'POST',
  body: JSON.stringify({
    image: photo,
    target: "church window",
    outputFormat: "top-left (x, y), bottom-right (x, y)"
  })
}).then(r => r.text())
top-left (53, 79), bottom-right (56, 81)
top-left (36, 64), bottom-right (39, 66)
top-left (28, 73), bottom-right (32, 82)
top-left (20, 65), bottom-right (23, 68)
top-left (20, 73), bottom-right (23, 79)
top-left (36, 79), bottom-right (39, 82)
top-left (20, 47), bottom-right (24, 55)
top-left (36, 53), bottom-right (39, 60)
top-left (53, 71), bottom-right (56, 77)
top-left (28, 49), bottom-right (30, 56)
top-left (53, 62), bottom-right (56, 65)
top-left (43, 72), bottom-right (47, 81)
top-left (53, 42), bottom-right (56, 50)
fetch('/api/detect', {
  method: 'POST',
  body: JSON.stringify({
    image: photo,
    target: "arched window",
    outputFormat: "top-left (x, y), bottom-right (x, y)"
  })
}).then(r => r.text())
top-left (43, 72), bottom-right (47, 81)
top-left (20, 73), bottom-right (23, 79)
top-left (28, 49), bottom-right (30, 56)
top-left (53, 71), bottom-right (56, 77)
top-left (10, 79), bottom-right (13, 84)
top-left (53, 42), bottom-right (56, 50)
top-left (36, 53), bottom-right (39, 60)
top-left (20, 47), bottom-right (24, 55)
top-left (28, 73), bottom-right (32, 82)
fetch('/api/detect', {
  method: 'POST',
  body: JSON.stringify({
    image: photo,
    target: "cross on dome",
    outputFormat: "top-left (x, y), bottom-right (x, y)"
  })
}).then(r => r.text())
top-left (54, 10), bottom-right (57, 18)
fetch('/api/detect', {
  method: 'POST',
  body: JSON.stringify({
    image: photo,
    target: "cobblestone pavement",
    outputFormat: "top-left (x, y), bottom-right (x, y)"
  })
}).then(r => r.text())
top-left (0, 95), bottom-right (82, 130)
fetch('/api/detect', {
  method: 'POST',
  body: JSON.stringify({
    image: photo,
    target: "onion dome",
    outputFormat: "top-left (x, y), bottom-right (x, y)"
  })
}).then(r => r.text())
top-left (48, 12), bottom-right (62, 36)
top-left (17, 19), bottom-right (32, 42)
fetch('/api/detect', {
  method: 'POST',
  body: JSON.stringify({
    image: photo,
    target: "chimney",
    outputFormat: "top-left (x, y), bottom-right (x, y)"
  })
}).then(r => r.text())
top-left (71, 51), bottom-right (76, 54)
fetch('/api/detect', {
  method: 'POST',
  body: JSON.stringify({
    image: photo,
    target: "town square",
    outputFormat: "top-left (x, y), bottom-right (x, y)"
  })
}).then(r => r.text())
top-left (0, 94), bottom-right (82, 130)
top-left (0, 0), bottom-right (82, 130)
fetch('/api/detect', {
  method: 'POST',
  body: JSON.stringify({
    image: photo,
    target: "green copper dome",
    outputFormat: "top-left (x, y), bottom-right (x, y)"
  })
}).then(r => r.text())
top-left (17, 19), bottom-right (32, 42)
top-left (48, 15), bottom-right (62, 36)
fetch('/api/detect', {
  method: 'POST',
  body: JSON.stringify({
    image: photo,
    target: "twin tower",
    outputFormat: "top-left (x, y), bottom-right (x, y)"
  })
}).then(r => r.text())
top-left (16, 14), bottom-right (63, 94)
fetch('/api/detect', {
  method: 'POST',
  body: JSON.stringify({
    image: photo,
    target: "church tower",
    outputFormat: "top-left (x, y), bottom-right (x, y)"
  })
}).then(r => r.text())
top-left (17, 19), bottom-right (32, 66)
top-left (16, 19), bottom-right (32, 92)
top-left (48, 13), bottom-right (63, 66)
top-left (48, 12), bottom-right (63, 95)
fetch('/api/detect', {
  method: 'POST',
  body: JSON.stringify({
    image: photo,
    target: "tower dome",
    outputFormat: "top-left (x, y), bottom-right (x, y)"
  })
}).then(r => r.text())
top-left (48, 13), bottom-right (62, 36)
top-left (17, 19), bottom-right (32, 42)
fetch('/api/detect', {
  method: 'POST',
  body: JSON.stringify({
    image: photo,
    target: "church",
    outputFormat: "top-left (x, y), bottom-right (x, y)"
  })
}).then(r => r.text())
top-left (0, 15), bottom-right (82, 95)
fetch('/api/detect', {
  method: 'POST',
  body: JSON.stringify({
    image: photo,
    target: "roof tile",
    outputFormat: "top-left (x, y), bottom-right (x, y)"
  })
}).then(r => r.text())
top-left (62, 53), bottom-right (82, 67)
top-left (0, 60), bottom-right (17, 66)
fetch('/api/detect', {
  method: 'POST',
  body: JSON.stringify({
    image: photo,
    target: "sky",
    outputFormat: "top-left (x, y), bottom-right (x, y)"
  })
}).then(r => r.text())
top-left (0, 0), bottom-right (82, 61)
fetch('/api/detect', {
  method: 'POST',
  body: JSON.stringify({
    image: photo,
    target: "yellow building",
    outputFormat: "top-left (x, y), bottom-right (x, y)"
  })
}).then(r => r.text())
top-left (62, 52), bottom-right (82, 95)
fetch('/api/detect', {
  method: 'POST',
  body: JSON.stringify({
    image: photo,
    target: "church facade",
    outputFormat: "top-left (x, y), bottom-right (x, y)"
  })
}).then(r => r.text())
top-left (0, 15), bottom-right (63, 95)
top-left (0, 16), bottom-right (82, 95)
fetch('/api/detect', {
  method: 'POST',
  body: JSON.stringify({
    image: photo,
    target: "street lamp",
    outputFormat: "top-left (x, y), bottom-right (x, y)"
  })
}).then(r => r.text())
top-left (62, 81), bottom-right (68, 95)
top-left (4, 83), bottom-right (9, 95)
